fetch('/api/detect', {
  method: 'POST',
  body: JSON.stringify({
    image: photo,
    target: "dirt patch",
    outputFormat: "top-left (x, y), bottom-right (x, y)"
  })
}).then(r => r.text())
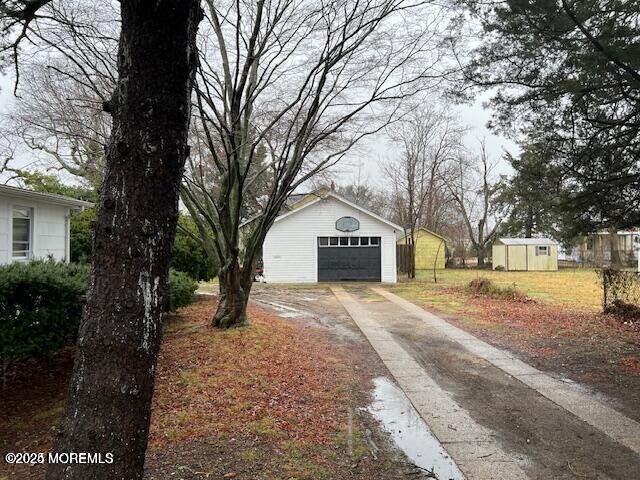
top-left (1, 294), bottom-right (426, 480)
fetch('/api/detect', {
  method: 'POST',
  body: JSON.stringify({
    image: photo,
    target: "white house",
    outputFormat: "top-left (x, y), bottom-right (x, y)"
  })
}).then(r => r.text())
top-left (261, 191), bottom-right (401, 283)
top-left (0, 185), bottom-right (92, 264)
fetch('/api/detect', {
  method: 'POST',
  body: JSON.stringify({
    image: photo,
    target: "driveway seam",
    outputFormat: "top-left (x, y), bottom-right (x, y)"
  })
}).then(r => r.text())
top-left (372, 286), bottom-right (640, 457)
top-left (331, 285), bottom-right (530, 480)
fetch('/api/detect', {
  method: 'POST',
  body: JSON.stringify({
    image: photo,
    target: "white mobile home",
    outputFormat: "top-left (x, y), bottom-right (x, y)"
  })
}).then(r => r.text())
top-left (492, 237), bottom-right (558, 271)
top-left (0, 185), bottom-right (92, 264)
top-left (261, 191), bottom-right (401, 283)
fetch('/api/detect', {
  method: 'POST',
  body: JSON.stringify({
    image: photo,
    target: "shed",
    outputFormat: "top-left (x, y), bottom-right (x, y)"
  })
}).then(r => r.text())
top-left (397, 227), bottom-right (447, 270)
top-left (261, 191), bottom-right (401, 283)
top-left (492, 238), bottom-right (558, 271)
top-left (0, 185), bottom-right (92, 264)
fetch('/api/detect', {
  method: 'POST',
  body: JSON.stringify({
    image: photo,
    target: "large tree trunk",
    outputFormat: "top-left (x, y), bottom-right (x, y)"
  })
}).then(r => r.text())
top-left (214, 263), bottom-right (253, 328)
top-left (46, 2), bottom-right (201, 480)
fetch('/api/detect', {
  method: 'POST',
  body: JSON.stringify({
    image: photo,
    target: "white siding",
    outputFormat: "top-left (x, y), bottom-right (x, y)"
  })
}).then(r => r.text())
top-left (0, 197), bottom-right (8, 264)
top-left (263, 196), bottom-right (398, 283)
top-left (0, 195), bottom-right (70, 264)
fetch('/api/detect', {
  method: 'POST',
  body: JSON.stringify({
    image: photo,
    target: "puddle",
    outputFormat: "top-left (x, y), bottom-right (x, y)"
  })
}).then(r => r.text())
top-left (260, 300), bottom-right (305, 318)
top-left (368, 377), bottom-right (465, 480)
top-left (279, 311), bottom-right (304, 318)
top-left (195, 290), bottom-right (216, 296)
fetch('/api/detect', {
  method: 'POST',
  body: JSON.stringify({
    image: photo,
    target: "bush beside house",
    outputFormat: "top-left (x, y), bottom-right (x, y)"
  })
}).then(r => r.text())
top-left (70, 207), bottom-right (97, 263)
top-left (69, 209), bottom-right (215, 281)
top-left (0, 261), bottom-right (198, 378)
top-left (0, 261), bottom-right (89, 379)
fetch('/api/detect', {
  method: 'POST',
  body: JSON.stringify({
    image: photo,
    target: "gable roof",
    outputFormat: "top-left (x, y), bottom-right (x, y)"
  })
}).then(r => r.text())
top-left (497, 237), bottom-right (558, 246)
top-left (398, 227), bottom-right (447, 243)
top-left (284, 186), bottom-right (331, 210)
top-left (274, 190), bottom-right (404, 231)
top-left (0, 184), bottom-right (93, 209)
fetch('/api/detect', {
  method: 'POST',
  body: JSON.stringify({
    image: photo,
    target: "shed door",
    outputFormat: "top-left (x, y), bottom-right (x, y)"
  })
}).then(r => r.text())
top-left (507, 245), bottom-right (528, 270)
top-left (317, 236), bottom-right (381, 281)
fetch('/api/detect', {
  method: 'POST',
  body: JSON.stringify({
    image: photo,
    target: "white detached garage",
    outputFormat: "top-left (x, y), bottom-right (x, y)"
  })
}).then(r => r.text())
top-left (262, 191), bottom-right (401, 283)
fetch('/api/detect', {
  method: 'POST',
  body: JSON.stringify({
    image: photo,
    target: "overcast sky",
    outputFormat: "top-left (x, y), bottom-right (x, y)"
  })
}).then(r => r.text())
top-left (332, 94), bottom-right (519, 191)
top-left (0, 68), bottom-right (518, 188)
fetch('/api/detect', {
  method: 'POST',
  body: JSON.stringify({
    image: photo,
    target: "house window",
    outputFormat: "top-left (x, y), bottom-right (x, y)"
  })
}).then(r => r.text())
top-left (536, 245), bottom-right (549, 256)
top-left (12, 206), bottom-right (32, 259)
top-left (350, 237), bottom-right (359, 246)
top-left (339, 237), bottom-right (349, 246)
top-left (319, 237), bottom-right (328, 246)
top-left (329, 237), bottom-right (339, 246)
top-left (360, 237), bottom-right (369, 246)
top-left (370, 237), bottom-right (380, 245)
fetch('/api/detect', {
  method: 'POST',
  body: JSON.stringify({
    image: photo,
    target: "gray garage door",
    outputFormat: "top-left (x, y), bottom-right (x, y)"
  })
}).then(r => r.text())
top-left (317, 236), bottom-right (381, 282)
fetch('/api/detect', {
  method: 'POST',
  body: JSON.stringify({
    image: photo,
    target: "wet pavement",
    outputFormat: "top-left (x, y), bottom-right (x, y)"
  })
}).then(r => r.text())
top-left (252, 283), bottom-right (640, 480)
top-left (338, 285), bottom-right (640, 480)
top-left (367, 376), bottom-right (465, 480)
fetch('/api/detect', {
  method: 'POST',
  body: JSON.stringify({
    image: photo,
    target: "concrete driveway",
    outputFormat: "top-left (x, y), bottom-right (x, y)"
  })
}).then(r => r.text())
top-left (253, 284), bottom-right (640, 480)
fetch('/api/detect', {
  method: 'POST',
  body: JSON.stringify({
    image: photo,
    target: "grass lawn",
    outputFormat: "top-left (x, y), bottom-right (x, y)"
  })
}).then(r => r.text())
top-left (411, 268), bottom-right (602, 311)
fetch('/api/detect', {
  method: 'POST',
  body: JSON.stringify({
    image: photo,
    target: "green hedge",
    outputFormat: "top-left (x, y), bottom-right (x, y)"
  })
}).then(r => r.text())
top-left (1, 261), bottom-right (198, 371)
top-left (0, 261), bottom-right (89, 369)
top-left (167, 269), bottom-right (199, 311)
top-left (172, 214), bottom-right (217, 281)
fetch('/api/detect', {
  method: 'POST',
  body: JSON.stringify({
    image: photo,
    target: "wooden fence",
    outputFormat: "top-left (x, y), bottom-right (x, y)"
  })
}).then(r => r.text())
top-left (396, 244), bottom-right (414, 274)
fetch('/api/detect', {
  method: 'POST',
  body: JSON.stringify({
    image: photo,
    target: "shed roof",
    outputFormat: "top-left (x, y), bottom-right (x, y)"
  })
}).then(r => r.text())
top-left (0, 184), bottom-right (93, 209)
top-left (497, 237), bottom-right (558, 246)
top-left (398, 227), bottom-right (448, 243)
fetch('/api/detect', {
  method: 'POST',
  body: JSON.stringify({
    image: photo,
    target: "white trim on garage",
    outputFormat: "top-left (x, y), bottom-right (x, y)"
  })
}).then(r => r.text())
top-left (273, 191), bottom-right (404, 232)
top-left (262, 193), bottom-right (399, 283)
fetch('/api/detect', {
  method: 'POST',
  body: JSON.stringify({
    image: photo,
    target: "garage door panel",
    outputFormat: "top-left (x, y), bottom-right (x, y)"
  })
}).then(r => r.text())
top-left (318, 244), bottom-right (381, 281)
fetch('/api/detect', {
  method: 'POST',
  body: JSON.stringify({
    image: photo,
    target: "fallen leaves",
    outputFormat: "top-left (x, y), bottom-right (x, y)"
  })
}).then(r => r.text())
top-left (150, 297), bottom-right (351, 448)
top-left (620, 356), bottom-right (640, 375)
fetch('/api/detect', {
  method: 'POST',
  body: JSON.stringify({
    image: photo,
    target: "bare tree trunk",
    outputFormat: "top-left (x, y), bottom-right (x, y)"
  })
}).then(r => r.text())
top-left (46, 2), bottom-right (201, 480)
top-left (409, 230), bottom-right (416, 279)
top-left (525, 204), bottom-right (534, 237)
top-left (476, 218), bottom-right (487, 267)
top-left (477, 245), bottom-right (486, 267)
top-left (608, 225), bottom-right (622, 268)
top-left (214, 263), bottom-right (252, 328)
